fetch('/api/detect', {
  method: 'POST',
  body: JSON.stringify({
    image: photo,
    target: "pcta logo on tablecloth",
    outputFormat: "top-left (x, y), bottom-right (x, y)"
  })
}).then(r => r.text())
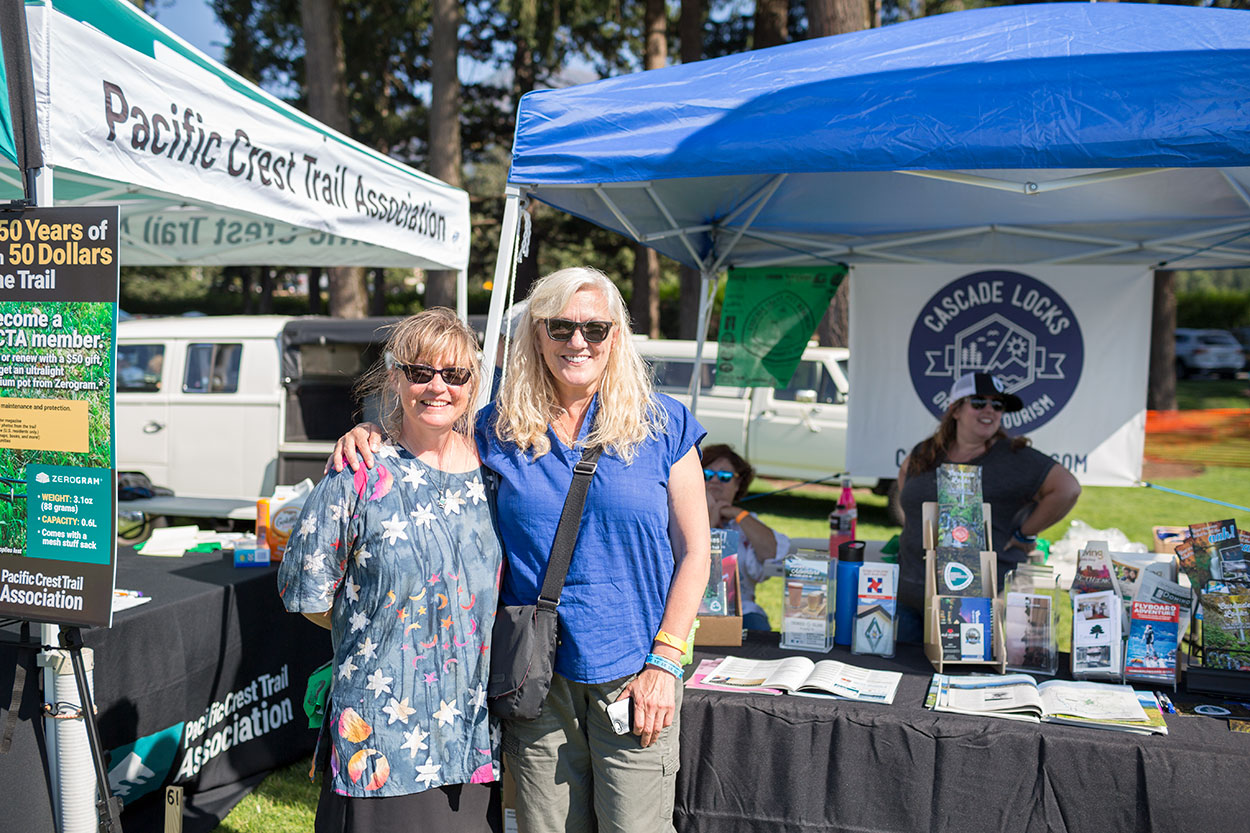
top-left (907, 270), bottom-right (1083, 433)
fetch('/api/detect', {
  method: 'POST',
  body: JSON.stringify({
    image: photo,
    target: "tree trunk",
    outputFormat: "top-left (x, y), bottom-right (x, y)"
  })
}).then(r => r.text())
top-left (259, 267), bottom-right (274, 314)
top-left (300, 0), bottom-right (367, 317)
top-left (679, 266), bottom-right (702, 339)
top-left (425, 0), bottom-right (463, 311)
top-left (808, 0), bottom-right (869, 37)
top-left (677, 0), bottom-right (706, 338)
top-left (370, 268), bottom-right (387, 316)
top-left (1147, 269), bottom-right (1178, 411)
top-left (630, 0), bottom-right (666, 336)
top-left (816, 281), bottom-right (850, 347)
top-left (307, 268), bottom-right (324, 314)
top-left (808, 0), bottom-right (864, 344)
top-left (755, 0), bottom-right (789, 49)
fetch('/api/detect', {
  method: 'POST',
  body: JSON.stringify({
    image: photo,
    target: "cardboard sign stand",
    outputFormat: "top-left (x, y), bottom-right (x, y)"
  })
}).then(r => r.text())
top-left (921, 501), bottom-right (1007, 674)
top-left (0, 622), bottom-right (124, 832)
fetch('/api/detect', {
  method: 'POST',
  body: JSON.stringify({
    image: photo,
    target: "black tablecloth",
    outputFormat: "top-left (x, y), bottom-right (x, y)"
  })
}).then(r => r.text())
top-left (0, 547), bottom-right (330, 833)
top-left (676, 633), bottom-right (1248, 833)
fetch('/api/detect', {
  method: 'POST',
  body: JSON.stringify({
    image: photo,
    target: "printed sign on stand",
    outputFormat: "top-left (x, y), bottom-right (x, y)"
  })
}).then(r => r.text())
top-left (0, 205), bottom-right (119, 627)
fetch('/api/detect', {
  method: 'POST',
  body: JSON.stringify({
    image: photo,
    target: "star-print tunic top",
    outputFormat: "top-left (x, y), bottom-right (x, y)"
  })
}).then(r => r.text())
top-left (277, 440), bottom-right (503, 798)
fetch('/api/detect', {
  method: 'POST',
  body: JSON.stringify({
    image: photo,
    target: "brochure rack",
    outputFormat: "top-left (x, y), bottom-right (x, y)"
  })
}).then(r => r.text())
top-left (921, 501), bottom-right (1007, 674)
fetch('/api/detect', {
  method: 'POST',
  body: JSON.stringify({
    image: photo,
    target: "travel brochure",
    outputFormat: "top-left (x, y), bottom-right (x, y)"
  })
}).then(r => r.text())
top-left (1123, 601), bottom-right (1180, 685)
top-left (852, 563), bottom-right (898, 658)
top-left (1004, 592), bottom-right (1057, 676)
top-left (936, 464), bottom-right (986, 550)
top-left (938, 596), bottom-right (993, 662)
top-left (1072, 589), bottom-right (1121, 679)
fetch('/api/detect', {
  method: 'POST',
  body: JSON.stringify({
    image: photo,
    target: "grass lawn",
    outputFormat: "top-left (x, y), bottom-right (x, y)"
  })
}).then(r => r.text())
top-left (1175, 378), bottom-right (1250, 410)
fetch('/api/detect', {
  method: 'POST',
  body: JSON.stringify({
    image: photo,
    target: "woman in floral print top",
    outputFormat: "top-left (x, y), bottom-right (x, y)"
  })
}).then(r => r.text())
top-left (278, 308), bottom-right (503, 832)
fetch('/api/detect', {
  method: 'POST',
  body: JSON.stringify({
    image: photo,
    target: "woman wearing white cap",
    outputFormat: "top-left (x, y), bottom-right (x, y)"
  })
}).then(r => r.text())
top-left (894, 372), bottom-right (1081, 641)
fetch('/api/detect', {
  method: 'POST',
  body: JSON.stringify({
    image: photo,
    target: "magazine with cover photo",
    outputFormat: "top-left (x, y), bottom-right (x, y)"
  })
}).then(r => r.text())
top-left (1201, 593), bottom-right (1250, 670)
top-left (1190, 520), bottom-right (1246, 583)
top-left (1072, 541), bottom-right (1120, 596)
top-left (1176, 537), bottom-right (1216, 594)
top-left (1124, 601), bottom-right (1180, 685)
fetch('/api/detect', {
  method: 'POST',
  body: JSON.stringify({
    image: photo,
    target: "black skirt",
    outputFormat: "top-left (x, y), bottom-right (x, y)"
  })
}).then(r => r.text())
top-left (314, 771), bottom-right (502, 833)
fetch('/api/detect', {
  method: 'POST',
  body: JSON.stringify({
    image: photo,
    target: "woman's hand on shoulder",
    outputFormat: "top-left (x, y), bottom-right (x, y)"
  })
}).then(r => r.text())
top-left (325, 422), bottom-right (385, 474)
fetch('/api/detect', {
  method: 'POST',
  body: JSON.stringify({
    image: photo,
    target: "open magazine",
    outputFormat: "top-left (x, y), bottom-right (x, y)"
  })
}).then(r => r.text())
top-left (925, 673), bottom-right (1167, 734)
top-left (696, 655), bottom-right (901, 704)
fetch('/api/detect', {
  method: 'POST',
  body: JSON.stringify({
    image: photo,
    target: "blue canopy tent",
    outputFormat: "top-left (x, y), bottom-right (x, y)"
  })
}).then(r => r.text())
top-left (481, 2), bottom-right (1250, 391)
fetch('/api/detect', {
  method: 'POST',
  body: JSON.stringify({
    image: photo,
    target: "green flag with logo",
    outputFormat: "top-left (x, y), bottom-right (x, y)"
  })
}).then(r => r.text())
top-left (716, 265), bottom-right (847, 386)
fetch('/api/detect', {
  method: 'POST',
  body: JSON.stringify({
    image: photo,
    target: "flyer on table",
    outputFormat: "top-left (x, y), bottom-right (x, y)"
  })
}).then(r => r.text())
top-left (0, 206), bottom-right (118, 628)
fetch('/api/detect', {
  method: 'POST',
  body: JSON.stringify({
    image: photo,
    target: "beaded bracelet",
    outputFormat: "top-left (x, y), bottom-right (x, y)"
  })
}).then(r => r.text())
top-left (644, 653), bottom-right (683, 679)
top-left (653, 629), bottom-right (690, 655)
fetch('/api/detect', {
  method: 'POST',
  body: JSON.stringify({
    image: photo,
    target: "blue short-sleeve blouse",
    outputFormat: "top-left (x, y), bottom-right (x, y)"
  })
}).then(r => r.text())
top-left (478, 393), bottom-right (705, 684)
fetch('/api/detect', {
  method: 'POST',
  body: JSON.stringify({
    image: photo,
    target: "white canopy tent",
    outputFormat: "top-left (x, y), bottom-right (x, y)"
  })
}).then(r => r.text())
top-left (1, 0), bottom-right (471, 308)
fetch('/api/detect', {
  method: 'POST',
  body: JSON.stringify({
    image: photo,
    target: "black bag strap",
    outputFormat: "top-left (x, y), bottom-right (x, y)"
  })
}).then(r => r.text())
top-left (1, 622), bottom-right (32, 755)
top-left (537, 445), bottom-right (603, 610)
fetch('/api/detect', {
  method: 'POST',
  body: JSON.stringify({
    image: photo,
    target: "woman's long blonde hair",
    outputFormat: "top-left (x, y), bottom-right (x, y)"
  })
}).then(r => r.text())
top-left (355, 307), bottom-right (483, 441)
top-left (493, 267), bottom-right (664, 462)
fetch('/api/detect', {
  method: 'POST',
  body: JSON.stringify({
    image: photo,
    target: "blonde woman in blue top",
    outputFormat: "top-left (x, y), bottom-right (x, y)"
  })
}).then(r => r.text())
top-left (332, 268), bottom-right (711, 833)
top-left (280, 308), bottom-right (503, 833)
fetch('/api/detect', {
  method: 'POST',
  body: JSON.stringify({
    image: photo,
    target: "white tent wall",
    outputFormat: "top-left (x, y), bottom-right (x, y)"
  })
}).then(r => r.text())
top-left (847, 265), bottom-right (1152, 487)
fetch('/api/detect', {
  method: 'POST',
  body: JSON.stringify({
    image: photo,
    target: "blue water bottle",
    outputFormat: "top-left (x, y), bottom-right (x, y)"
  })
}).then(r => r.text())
top-left (834, 540), bottom-right (864, 646)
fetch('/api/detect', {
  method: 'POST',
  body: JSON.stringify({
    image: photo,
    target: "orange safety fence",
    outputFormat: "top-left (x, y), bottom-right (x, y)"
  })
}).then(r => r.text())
top-left (1145, 409), bottom-right (1250, 469)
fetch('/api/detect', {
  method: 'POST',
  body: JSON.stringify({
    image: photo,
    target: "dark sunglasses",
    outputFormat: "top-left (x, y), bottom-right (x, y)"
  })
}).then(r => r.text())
top-left (968, 396), bottom-right (1005, 412)
top-left (544, 318), bottom-right (613, 343)
top-left (703, 469), bottom-right (736, 483)
top-left (397, 363), bottom-right (472, 386)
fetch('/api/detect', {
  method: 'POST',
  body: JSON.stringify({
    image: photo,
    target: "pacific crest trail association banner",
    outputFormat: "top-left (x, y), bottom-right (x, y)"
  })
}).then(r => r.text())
top-left (717, 265), bottom-right (847, 387)
top-left (847, 265), bottom-right (1152, 486)
top-left (0, 206), bottom-right (118, 627)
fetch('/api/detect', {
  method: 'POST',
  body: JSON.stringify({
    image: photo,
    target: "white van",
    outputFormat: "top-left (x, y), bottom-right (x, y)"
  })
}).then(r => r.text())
top-left (634, 339), bottom-right (880, 487)
top-left (116, 315), bottom-right (394, 521)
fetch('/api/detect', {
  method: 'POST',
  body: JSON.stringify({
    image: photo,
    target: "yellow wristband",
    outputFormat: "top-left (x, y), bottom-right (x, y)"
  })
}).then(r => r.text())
top-left (733, 508), bottom-right (750, 524)
top-left (654, 629), bottom-right (690, 655)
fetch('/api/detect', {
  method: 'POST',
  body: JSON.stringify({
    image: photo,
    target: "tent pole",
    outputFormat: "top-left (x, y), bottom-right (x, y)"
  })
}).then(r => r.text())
top-left (455, 268), bottom-right (468, 322)
top-left (690, 267), bottom-right (719, 418)
top-left (480, 186), bottom-right (523, 407)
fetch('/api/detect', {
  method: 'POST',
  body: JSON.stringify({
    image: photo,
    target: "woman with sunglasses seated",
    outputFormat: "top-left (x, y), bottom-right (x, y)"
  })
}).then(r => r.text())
top-left (702, 444), bottom-right (789, 632)
top-left (895, 372), bottom-right (1081, 642)
top-left (328, 267), bottom-right (710, 833)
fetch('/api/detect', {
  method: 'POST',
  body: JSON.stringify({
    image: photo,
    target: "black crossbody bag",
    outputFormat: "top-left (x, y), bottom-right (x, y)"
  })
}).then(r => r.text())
top-left (488, 445), bottom-right (602, 720)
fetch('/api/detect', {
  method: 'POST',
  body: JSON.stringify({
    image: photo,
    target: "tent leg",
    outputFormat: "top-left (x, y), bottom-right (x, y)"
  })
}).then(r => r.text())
top-left (455, 269), bottom-right (468, 322)
top-left (690, 268), bottom-right (719, 418)
top-left (479, 187), bottom-right (523, 406)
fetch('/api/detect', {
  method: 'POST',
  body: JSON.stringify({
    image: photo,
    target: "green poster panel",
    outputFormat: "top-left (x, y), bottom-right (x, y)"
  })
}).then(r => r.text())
top-left (716, 265), bottom-right (847, 387)
top-left (0, 206), bottom-right (119, 627)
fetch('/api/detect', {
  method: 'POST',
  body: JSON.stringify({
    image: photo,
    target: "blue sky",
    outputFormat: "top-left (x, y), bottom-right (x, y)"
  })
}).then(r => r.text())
top-left (149, 0), bottom-right (228, 60)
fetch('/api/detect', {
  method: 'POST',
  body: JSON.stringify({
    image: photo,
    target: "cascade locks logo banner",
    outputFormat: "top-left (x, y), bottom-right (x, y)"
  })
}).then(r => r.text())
top-left (717, 265), bottom-right (847, 387)
top-left (846, 266), bottom-right (1152, 486)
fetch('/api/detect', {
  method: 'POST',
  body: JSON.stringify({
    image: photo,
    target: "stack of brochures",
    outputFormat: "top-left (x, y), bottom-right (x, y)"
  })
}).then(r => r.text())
top-left (689, 655), bottom-right (902, 704)
top-left (924, 673), bottom-right (1168, 735)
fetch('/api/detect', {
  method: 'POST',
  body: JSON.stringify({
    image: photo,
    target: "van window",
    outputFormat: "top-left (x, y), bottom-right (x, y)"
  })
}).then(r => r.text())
top-left (775, 360), bottom-right (843, 404)
top-left (183, 343), bottom-right (242, 393)
top-left (117, 344), bottom-right (165, 393)
top-left (647, 359), bottom-right (714, 394)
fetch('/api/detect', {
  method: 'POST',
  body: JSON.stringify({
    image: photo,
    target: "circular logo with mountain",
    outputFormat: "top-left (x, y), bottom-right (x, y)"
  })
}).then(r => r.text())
top-left (907, 270), bottom-right (1083, 432)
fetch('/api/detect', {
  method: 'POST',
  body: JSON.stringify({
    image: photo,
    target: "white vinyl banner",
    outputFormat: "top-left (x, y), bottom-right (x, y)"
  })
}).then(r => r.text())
top-left (27, 5), bottom-right (469, 270)
top-left (847, 265), bottom-right (1152, 486)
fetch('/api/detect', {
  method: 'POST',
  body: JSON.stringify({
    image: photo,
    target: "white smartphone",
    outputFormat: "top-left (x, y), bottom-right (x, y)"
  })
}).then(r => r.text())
top-left (606, 697), bottom-right (632, 735)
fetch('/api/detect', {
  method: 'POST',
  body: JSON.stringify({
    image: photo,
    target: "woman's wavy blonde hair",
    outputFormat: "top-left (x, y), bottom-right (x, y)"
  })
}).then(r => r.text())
top-left (493, 267), bottom-right (664, 462)
top-left (355, 307), bottom-right (483, 441)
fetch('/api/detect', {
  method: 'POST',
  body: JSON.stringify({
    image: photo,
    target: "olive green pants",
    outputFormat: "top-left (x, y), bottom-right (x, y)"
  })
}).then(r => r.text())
top-left (502, 672), bottom-right (682, 833)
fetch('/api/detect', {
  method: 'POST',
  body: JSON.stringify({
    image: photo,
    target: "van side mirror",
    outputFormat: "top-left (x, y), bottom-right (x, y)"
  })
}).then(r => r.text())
top-left (795, 389), bottom-right (818, 404)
